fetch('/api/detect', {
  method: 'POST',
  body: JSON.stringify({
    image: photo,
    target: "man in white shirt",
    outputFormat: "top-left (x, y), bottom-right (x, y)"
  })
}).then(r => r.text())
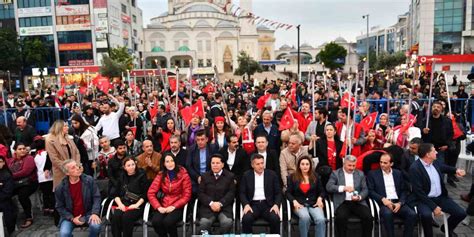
top-left (95, 94), bottom-right (125, 142)
top-left (326, 155), bottom-right (373, 237)
top-left (367, 153), bottom-right (417, 237)
top-left (240, 154), bottom-right (282, 234)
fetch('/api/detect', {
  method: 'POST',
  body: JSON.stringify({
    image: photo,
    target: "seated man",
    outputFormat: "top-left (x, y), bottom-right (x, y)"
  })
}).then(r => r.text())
top-left (326, 155), bottom-right (373, 237)
top-left (55, 160), bottom-right (102, 237)
top-left (198, 154), bottom-right (236, 234)
top-left (410, 143), bottom-right (467, 237)
top-left (367, 153), bottom-right (417, 237)
top-left (240, 154), bottom-right (282, 234)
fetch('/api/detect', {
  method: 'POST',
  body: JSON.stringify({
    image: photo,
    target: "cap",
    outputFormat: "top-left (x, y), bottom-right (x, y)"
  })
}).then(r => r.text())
top-left (215, 116), bottom-right (225, 123)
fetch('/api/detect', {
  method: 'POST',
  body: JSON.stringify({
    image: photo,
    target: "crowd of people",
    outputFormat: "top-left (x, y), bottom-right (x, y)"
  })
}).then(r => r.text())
top-left (0, 71), bottom-right (473, 237)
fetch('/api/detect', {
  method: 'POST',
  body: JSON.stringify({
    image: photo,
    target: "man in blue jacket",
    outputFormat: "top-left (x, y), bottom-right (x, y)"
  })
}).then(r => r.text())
top-left (55, 160), bottom-right (102, 237)
top-left (410, 143), bottom-right (466, 237)
top-left (367, 153), bottom-right (417, 237)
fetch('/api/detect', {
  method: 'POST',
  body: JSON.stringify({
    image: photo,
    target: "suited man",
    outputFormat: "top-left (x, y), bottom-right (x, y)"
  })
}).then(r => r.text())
top-left (169, 135), bottom-right (187, 167)
top-left (240, 154), bottom-right (282, 234)
top-left (254, 110), bottom-right (281, 153)
top-left (252, 134), bottom-right (280, 177)
top-left (367, 153), bottom-right (417, 237)
top-left (198, 154), bottom-right (236, 234)
top-left (186, 129), bottom-right (218, 195)
top-left (400, 137), bottom-right (422, 186)
top-left (326, 155), bottom-right (373, 237)
top-left (410, 143), bottom-right (467, 237)
top-left (219, 134), bottom-right (250, 182)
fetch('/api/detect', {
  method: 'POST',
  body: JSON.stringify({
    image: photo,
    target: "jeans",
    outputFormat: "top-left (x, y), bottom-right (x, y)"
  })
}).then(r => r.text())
top-left (295, 206), bottom-right (326, 237)
top-left (59, 220), bottom-right (102, 237)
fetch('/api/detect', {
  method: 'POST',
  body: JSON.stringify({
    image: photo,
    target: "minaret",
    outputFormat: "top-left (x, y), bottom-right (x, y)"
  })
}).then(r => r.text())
top-left (168, 0), bottom-right (174, 14)
top-left (239, 0), bottom-right (257, 36)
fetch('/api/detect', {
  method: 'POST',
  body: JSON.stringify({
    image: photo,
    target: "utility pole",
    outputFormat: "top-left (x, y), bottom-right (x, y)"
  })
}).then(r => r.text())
top-left (363, 14), bottom-right (370, 91)
top-left (297, 25), bottom-right (301, 81)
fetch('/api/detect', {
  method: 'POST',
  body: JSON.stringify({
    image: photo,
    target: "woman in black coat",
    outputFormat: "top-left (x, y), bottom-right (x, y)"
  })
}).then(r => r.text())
top-left (315, 123), bottom-right (343, 186)
top-left (286, 156), bottom-right (326, 237)
top-left (0, 156), bottom-right (17, 235)
top-left (110, 158), bottom-right (149, 237)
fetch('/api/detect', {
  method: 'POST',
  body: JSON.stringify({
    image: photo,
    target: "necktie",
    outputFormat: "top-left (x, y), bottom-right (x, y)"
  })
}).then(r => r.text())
top-left (215, 174), bottom-right (220, 180)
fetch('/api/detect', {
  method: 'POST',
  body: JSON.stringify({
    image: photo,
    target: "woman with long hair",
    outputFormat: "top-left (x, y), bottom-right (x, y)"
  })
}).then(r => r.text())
top-left (0, 156), bottom-right (17, 234)
top-left (315, 123), bottom-right (343, 186)
top-left (7, 143), bottom-right (38, 228)
top-left (45, 120), bottom-right (81, 189)
top-left (71, 114), bottom-right (99, 176)
top-left (124, 129), bottom-right (142, 157)
top-left (286, 156), bottom-right (326, 237)
top-left (210, 116), bottom-right (232, 149)
top-left (110, 157), bottom-right (148, 237)
top-left (156, 118), bottom-right (180, 152)
top-left (147, 153), bottom-right (192, 237)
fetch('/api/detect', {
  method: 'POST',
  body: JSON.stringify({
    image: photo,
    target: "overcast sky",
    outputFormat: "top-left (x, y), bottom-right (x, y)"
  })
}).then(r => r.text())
top-left (138, 0), bottom-right (411, 48)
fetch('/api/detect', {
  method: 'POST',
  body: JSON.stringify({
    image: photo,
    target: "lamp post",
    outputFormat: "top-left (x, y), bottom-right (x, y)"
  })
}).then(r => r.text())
top-left (362, 14), bottom-right (370, 90)
top-left (297, 25), bottom-right (301, 81)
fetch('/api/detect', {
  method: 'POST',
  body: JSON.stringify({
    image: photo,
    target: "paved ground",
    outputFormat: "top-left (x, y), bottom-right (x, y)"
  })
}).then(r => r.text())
top-left (8, 166), bottom-right (474, 237)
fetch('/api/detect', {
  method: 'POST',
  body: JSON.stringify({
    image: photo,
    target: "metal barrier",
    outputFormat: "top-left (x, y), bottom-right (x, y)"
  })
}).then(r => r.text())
top-left (0, 107), bottom-right (71, 134)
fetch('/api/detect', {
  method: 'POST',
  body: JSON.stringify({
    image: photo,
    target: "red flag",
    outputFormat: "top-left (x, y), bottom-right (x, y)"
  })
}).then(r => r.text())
top-left (360, 112), bottom-right (378, 133)
top-left (202, 83), bottom-right (215, 94)
top-left (79, 86), bottom-right (87, 95)
top-left (149, 99), bottom-right (159, 120)
top-left (57, 86), bottom-right (65, 97)
top-left (129, 126), bottom-right (137, 138)
top-left (168, 77), bottom-right (177, 92)
top-left (130, 82), bottom-right (141, 94)
top-left (92, 75), bottom-right (111, 94)
top-left (286, 82), bottom-right (297, 106)
top-left (180, 99), bottom-right (205, 126)
top-left (399, 114), bottom-right (417, 135)
top-left (451, 115), bottom-right (465, 140)
top-left (279, 108), bottom-right (295, 131)
top-left (341, 92), bottom-right (356, 109)
top-left (256, 93), bottom-right (271, 110)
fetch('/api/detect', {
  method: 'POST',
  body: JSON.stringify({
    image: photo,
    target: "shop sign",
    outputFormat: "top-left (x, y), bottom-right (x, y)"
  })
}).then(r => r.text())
top-left (58, 42), bottom-right (92, 51)
top-left (19, 26), bottom-right (54, 36)
top-left (18, 6), bottom-right (52, 17)
top-left (68, 59), bottom-right (94, 66)
top-left (59, 66), bottom-right (100, 74)
top-left (56, 23), bottom-right (91, 31)
top-left (56, 5), bottom-right (89, 16)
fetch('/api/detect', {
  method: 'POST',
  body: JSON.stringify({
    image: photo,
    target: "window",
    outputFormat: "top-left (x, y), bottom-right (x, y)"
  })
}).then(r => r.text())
top-left (18, 0), bottom-right (50, 8)
top-left (206, 59), bottom-right (212, 67)
top-left (59, 50), bottom-right (93, 66)
top-left (205, 40), bottom-right (211, 51)
top-left (55, 15), bottom-right (90, 25)
top-left (198, 59), bottom-right (204, 67)
top-left (19, 16), bottom-right (52, 27)
top-left (197, 40), bottom-right (202, 51)
top-left (131, 0), bottom-right (136, 7)
top-left (132, 15), bottom-right (137, 23)
top-left (57, 31), bottom-right (92, 44)
top-left (121, 4), bottom-right (127, 14)
top-left (133, 29), bottom-right (137, 37)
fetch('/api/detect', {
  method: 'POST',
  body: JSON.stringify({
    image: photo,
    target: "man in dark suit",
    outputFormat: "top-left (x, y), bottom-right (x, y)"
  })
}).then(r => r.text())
top-left (252, 134), bottom-right (280, 176)
top-left (367, 153), bottom-right (417, 237)
top-left (326, 155), bottom-right (373, 237)
top-left (197, 154), bottom-right (236, 234)
top-left (219, 134), bottom-right (249, 182)
top-left (254, 110), bottom-right (281, 153)
top-left (169, 134), bottom-right (187, 167)
top-left (410, 143), bottom-right (467, 237)
top-left (186, 129), bottom-right (218, 195)
top-left (240, 154), bottom-right (282, 234)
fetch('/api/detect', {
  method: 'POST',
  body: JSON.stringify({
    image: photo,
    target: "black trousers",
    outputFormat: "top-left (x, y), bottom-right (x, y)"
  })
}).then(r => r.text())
top-left (241, 201), bottom-right (280, 234)
top-left (110, 208), bottom-right (143, 237)
top-left (446, 140), bottom-right (461, 177)
top-left (151, 208), bottom-right (184, 237)
top-left (0, 201), bottom-right (17, 234)
top-left (14, 181), bottom-right (38, 219)
top-left (335, 201), bottom-right (373, 237)
top-left (39, 181), bottom-right (55, 209)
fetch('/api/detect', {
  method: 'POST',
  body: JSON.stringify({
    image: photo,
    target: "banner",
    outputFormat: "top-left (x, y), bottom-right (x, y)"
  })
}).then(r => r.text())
top-left (56, 5), bottom-right (89, 16)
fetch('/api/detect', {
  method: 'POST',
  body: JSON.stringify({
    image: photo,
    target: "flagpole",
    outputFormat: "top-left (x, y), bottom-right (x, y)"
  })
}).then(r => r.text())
top-left (175, 66), bottom-right (179, 122)
top-left (426, 60), bottom-right (436, 129)
top-left (189, 60), bottom-right (193, 103)
top-left (337, 71), bottom-right (343, 98)
top-left (445, 72), bottom-right (452, 117)
top-left (310, 70), bottom-right (317, 158)
top-left (349, 74), bottom-right (360, 155)
top-left (346, 78), bottom-right (353, 155)
top-left (386, 75), bottom-right (391, 124)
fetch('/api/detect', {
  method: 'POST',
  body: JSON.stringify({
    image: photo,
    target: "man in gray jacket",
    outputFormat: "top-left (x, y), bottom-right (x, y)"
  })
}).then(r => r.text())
top-left (326, 155), bottom-right (373, 237)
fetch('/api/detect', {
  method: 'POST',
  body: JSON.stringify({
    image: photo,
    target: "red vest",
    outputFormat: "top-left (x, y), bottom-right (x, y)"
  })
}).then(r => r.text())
top-left (336, 121), bottom-right (363, 157)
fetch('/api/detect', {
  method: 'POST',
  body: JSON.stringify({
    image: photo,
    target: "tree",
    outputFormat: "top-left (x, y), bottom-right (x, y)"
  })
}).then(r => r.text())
top-left (0, 29), bottom-right (22, 72)
top-left (316, 42), bottom-right (347, 71)
top-left (22, 38), bottom-right (49, 81)
top-left (109, 46), bottom-right (134, 71)
top-left (234, 51), bottom-right (262, 79)
top-left (374, 51), bottom-right (407, 70)
top-left (100, 55), bottom-right (127, 78)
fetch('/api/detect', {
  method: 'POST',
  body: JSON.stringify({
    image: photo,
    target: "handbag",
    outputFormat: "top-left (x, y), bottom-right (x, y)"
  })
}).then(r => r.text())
top-left (123, 185), bottom-right (141, 203)
top-left (14, 177), bottom-right (31, 189)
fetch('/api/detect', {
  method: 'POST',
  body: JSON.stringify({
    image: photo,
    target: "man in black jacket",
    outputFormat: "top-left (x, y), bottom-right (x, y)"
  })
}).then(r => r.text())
top-left (197, 154), bottom-right (236, 234)
top-left (219, 134), bottom-right (249, 182)
top-left (107, 140), bottom-right (127, 197)
top-left (240, 154), bottom-right (282, 234)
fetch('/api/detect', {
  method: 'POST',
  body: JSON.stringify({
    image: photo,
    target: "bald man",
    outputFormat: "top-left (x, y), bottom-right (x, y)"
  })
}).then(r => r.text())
top-left (14, 116), bottom-right (37, 147)
top-left (136, 140), bottom-right (162, 180)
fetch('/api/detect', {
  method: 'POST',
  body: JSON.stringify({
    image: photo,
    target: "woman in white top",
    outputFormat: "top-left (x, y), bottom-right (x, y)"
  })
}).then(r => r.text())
top-left (70, 114), bottom-right (99, 176)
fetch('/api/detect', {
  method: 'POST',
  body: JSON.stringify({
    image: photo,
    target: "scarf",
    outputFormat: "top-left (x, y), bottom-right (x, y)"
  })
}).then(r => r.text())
top-left (188, 125), bottom-right (201, 145)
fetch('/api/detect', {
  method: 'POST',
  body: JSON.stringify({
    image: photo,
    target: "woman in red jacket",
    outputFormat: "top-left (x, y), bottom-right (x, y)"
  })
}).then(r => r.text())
top-left (147, 153), bottom-right (192, 237)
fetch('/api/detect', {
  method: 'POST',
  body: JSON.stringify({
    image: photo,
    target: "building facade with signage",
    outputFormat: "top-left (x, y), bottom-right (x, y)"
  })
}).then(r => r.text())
top-left (143, 0), bottom-right (275, 75)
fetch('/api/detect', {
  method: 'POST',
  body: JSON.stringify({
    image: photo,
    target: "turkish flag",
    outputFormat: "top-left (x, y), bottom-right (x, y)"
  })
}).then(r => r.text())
top-left (287, 82), bottom-right (297, 106)
top-left (360, 112), bottom-right (378, 133)
top-left (79, 86), bottom-right (87, 95)
top-left (451, 115), bottom-right (465, 140)
top-left (130, 82), bottom-right (141, 94)
top-left (256, 93), bottom-right (271, 110)
top-left (202, 83), bottom-right (215, 94)
top-left (129, 126), bottom-right (137, 138)
top-left (279, 108), bottom-right (295, 131)
top-left (92, 75), bottom-right (111, 94)
top-left (57, 86), bottom-right (66, 97)
top-left (168, 77), bottom-right (177, 92)
top-left (180, 99), bottom-right (205, 125)
top-left (149, 99), bottom-right (159, 120)
top-left (399, 114), bottom-right (417, 135)
top-left (341, 92), bottom-right (356, 109)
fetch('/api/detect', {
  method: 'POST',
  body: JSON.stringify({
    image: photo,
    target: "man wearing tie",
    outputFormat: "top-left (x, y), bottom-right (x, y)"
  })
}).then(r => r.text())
top-left (367, 153), bottom-right (417, 237)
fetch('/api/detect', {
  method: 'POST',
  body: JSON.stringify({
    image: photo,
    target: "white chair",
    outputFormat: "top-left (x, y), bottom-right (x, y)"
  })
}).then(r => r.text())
top-left (458, 139), bottom-right (474, 172)
top-left (192, 199), bottom-right (236, 234)
top-left (143, 202), bottom-right (189, 237)
top-left (104, 199), bottom-right (146, 237)
top-left (286, 198), bottom-right (331, 237)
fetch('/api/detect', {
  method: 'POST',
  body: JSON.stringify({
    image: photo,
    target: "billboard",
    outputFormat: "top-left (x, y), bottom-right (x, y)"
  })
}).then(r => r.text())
top-left (17, 7), bottom-right (52, 17)
top-left (19, 26), bottom-right (54, 36)
top-left (56, 24), bottom-right (91, 31)
top-left (58, 43), bottom-right (93, 51)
